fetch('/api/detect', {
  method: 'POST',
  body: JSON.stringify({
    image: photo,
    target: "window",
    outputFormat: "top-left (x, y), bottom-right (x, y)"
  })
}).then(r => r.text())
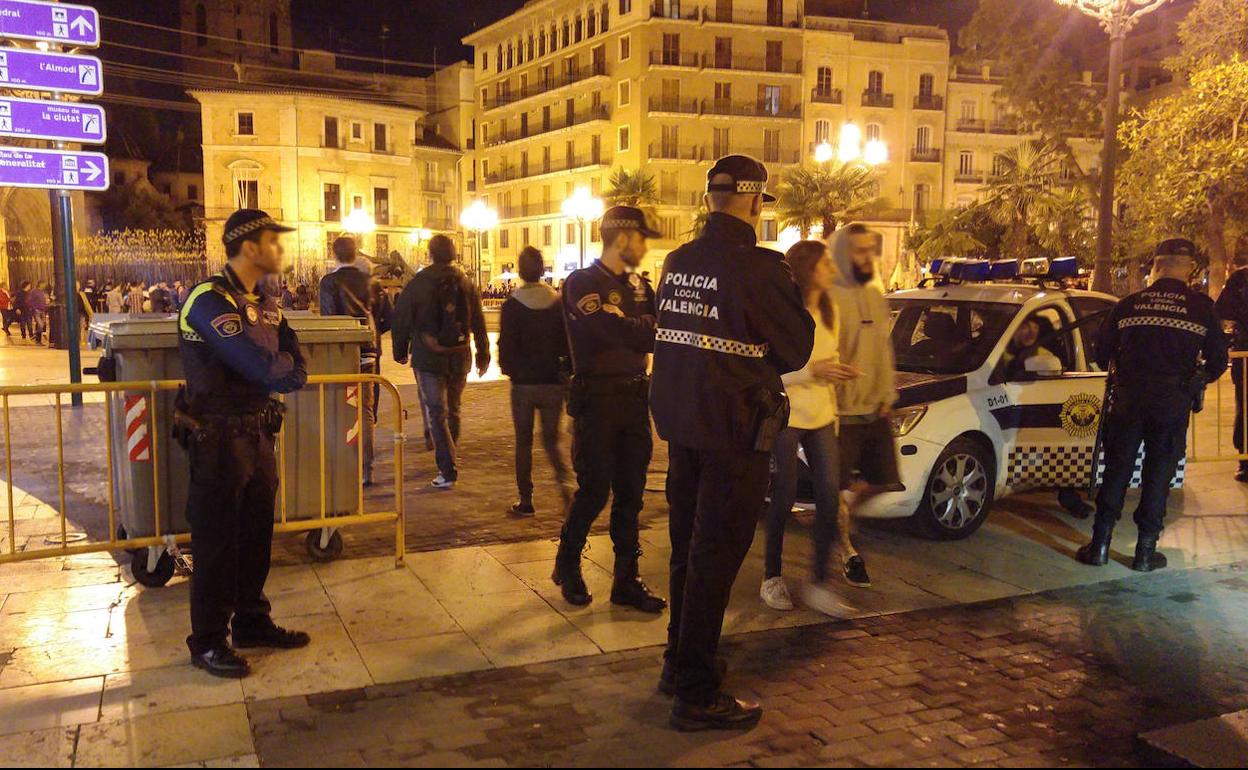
top-left (374, 122), bottom-right (387, 152)
top-left (714, 37), bottom-right (732, 69)
top-left (661, 124), bottom-right (679, 157)
top-left (324, 116), bottom-right (339, 148)
top-left (496, 44), bottom-right (503, 72)
top-left (961, 100), bottom-right (977, 121)
top-left (195, 3), bottom-right (207, 46)
top-left (374, 188), bottom-right (390, 226)
top-left (375, 234), bottom-right (389, 258)
top-left (919, 73), bottom-right (934, 97)
top-left (323, 183), bottom-right (341, 222)
top-left (619, 0), bottom-right (631, 13)
top-left (500, 229), bottom-right (510, 249)
top-left (760, 85), bottom-right (781, 115)
top-left (868, 70), bottom-right (884, 94)
top-left (567, 222), bottom-right (577, 243)
top-left (992, 153), bottom-right (1007, 177)
top-left (714, 82), bottom-right (732, 104)
top-left (713, 127), bottom-right (730, 158)
top-left (765, 40), bottom-right (782, 72)
top-left (236, 179), bottom-right (257, 209)
top-left (959, 150), bottom-right (974, 176)
top-left (592, 45), bottom-right (605, 74)
top-left (351, 122), bottom-right (363, 141)
top-left (591, 134), bottom-right (602, 164)
top-left (619, 35), bottom-right (631, 61)
top-left (763, 129), bottom-right (780, 163)
top-left (618, 80), bottom-right (631, 107)
top-left (521, 150), bottom-right (529, 177)
top-left (562, 19), bottom-right (570, 47)
top-left (566, 139), bottom-right (575, 167)
top-left (507, 43), bottom-right (514, 69)
top-left (866, 122), bottom-right (882, 141)
top-left (482, 51), bottom-right (489, 71)
top-left (915, 125), bottom-right (932, 153)
top-left (601, 3), bottom-right (609, 32)
top-left (352, 194), bottom-right (364, 211)
top-left (816, 66), bottom-right (833, 95)
top-left (269, 12), bottom-right (279, 53)
top-left (762, 219), bottom-right (778, 241)
top-left (913, 183), bottom-right (930, 213)
top-left (542, 146), bottom-right (551, 173)
top-left (767, 0), bottom-right (783, 25)
top-left (814, 119), bottom-right (830, 144)
top-left (527, 35), bottom-right (534, 60)
top-left (662, 0), bottom-right (682, 19)
top-left (236, 112), bottom-right (254, 135)
top-left (618, 125), bottom-right (630, 152)
top-left (574, 14), bottom-right (583, 43)
top-left (588, 7), bottom-right (597, 36)
top-left (188, 184), bottom-right (198, 200)
top-left (522, 227), bottom-right (530, 246)
top-left (538, 32), bottom-right (546, 57)
top-left (543, 225), bottom-right (553, 246)
top-left (426, 198), bottom-right (438, 224)
top-left (662, 34), bottom-right (680, 66)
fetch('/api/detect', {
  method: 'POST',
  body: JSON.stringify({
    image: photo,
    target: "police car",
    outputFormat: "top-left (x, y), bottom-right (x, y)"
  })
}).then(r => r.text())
top-left (821, 256), bottom-right (1168, 539)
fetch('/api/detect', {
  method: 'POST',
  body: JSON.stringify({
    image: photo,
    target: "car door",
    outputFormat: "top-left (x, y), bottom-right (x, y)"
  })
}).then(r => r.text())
top-left (992, 302), bottom-right (1109, 492)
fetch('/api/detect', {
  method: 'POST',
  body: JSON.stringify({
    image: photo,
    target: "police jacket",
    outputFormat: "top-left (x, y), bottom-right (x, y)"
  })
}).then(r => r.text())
top-left (178, 264), bottom-right (308, 415)
top-left (1215, 267), bottom-right (1248, 350)
top-left (1097, 276), bottom-right (1229, 382)
top-left (562, 259), bottom-right (656, 378)
top-left (319, 263), bottom-right (379, 359)
top-left (391, 263), bottom-right (489, 376)
top-left (650, 212), bottom-right (815, 450)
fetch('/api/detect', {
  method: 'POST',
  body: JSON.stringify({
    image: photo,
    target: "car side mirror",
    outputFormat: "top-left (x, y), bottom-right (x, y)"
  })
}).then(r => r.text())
top-left (1024, 351), bottom-right (1064, 378)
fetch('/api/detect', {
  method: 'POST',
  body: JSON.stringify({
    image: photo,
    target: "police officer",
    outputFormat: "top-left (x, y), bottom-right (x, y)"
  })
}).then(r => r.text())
top-left (551, 205), bottom-right (667, 614)
top-left (1214, 235), bottom-right (1248, 482)
top-left (179, 209), bottom-right (310, 678)
top-left (1077, 238), bottom-right (1228, 573)
top-left (651, 156), bottom-right (815, 731)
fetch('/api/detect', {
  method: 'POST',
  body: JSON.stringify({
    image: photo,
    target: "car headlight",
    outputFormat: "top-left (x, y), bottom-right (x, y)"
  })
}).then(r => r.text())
top-left (889, 405), bottom-right (927, 437)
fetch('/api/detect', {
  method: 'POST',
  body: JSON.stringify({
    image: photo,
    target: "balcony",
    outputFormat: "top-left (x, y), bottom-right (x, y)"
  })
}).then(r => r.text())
top-left (702, 53), bottom-right (802, 75)
top-left (650, 2), bottom-right (700, 21)
top-left (710, 145), bottom-right (800, 165)
top-left (911, 148), bottom-right (942, 163)
top-left (481, 62), bottom-right (608, 111)
top-left (810, 87), bottom-right (843, 105)
top-left (955, 118), bottom-right (986, 133)
top-left (422, 180), bottom-right (449, 194)
top-left (861, 90), bottom-right (895, 108)
top-left (482, 104), bottom-right (610, 148)
top-left (424, 217), bottom-right (454, 231)
top-left (657, 190), bottom-right (704, 207)
top-left (648, 96), bottom-right (701, 115)
top-left (648, 142), bottom-right (704, 162)
top-left (650, 49), bottom-right (700, 68)
top-left (484, 152), bottom-right (612, 186)
top-left (913, 94), bottom-right (944, 111)
top-left (700, 99), bottom-right (801, 120)
top-left (702, 6), bottom-right (800, 28)
top-left (954, 171), bottom-right (984, 184)
top-left (989, 120), bottom-right (1021, 134)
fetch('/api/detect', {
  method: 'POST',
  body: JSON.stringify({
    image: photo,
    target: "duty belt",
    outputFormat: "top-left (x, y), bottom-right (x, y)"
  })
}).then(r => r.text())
top-left (573, 374), bottom-right (649, 394)
top-left (196, 412), bottom-right (268, 434)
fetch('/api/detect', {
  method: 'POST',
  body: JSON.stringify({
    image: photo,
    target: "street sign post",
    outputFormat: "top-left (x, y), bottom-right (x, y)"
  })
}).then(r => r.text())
top-left (0, 48), bottom-right (102, 95)
top-left (0, 95), bottom-right (103, 142)
top-left (0, 0), bottom-right (99, 47)
top-left (0, 146), bottom-right (107, 191)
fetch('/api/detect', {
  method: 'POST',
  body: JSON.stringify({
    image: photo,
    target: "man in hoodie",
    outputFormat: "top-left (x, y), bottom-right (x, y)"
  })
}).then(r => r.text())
top-left (498, 246), bottom-right (573, 517)
top-left (828, 224), bottom-right (900, 525)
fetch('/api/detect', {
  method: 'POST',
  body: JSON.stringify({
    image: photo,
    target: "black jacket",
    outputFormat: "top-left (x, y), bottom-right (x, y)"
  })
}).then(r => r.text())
top-left (319, 264), bottom-right (379, 358)
top-left (1099, 277), bottom-right (1229, 382)
top-left (562, 259), bottom-right (655, 378)
top-left (498, 283), bottom-right (569, 385)
top-left (1216, 267), bottom-right (1248, 350)
top-left (650, 213), bottom-right (815, 450)
top-left (391, 263), bottom-right (490, 376)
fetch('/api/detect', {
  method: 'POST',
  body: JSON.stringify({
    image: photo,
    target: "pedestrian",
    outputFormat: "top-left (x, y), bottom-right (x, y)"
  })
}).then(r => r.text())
top-left (75, 281), bottom-right (93, 338)
top-left (391, 235), bottom-right (490, 489)
top-left (822, 222), bottom-right (902, 610)
top-left (150, 281), bottom-right (172, 313)
top-left (498, 245), bottom-right (573, 518)
top-left (650, 155), bottom-right (815, 731)
top-left (176, 280), bottom-right (190, 309)
top-left (13, 281), bottom-right (31, 340)
top-left (1077, 238), bottom-right (1229, 571)
top-left (319, 236), bottom-right (379, 486)
top-left (368, 278), bottom-right (394, 426)
top-left (550, 206), bottom-right (667, 615)
top-left (761, 240), bottom-right (865, 614)
top-left (292, 284), bottom-right (311, 311)
top-left (1215, 233), bottom-right (1248, 482)
top-left (106, 282), bottom-right (124, 314)
top-left (127, 281), bottom-right (146, 314)
top-left (0, 282), bottom-right (11, 336)
top-left (177, 208), bottom-right (309, 678)
top-left (28, 282), bottom-right (48, 344)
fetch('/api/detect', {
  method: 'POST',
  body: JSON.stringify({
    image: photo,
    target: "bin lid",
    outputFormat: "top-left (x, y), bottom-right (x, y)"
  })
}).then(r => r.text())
top-left (88, 314), bottom-right (372, 351)
top-left (286, 315), bottom-right (374, 344)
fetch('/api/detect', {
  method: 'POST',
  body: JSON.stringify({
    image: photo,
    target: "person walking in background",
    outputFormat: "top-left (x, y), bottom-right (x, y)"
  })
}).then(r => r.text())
top-left (76, 281), bottom-right (93, 340)
top-left (176, 280), bottom-right (190, 309)
top-left (1216, 234), bottom-right (1248, 482)
top-left (28, 282), bottom-right (48, 344)
top-left (149, 281), bottom-right (172, 313)
top-left (392, 235), bottom-right (490, 490)
top-left (13, 281), bottom-right (30, 340)
top-left (292, 284), bottom-right (311, 311)
top-left (498, 245), bottom-right (573, 518)
top-left (0, 283), bottom-right (11, 337)
top-left (126, 281), bottom-right (146, 314)
top-left (106, 282), bottom-right (124, 314)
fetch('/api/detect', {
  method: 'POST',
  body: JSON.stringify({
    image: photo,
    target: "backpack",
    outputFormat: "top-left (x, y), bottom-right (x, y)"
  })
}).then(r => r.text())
top-left (432, 273), bottom-right (470, 350)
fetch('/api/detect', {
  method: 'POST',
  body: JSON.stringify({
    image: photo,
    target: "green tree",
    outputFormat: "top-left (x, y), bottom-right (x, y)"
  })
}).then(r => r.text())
top-left (772, 162), bottom-right (879, 238)
top-left (1031, 183), bottom-right (1096, 262)
top-left (979, 140), bottom-right (1065, 263)
top-left (1167, 0), bottom-right (1248, 76)
top-left (603, 168), bottom-right (659, 207)
top-left (906, 207), bottom-right (989, 265)
top-left (98, 181), bottom-right (188, 232)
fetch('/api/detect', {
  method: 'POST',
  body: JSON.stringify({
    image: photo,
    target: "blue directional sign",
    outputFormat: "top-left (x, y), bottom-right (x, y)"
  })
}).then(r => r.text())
top-left (0, 147), bottom-right (108, 191)
top-left (0, 48), bottom-right (101, 95)
top-left (0, 95), bottom-right (103, 142)
top-left (0, 0), bottom-right (99, 47)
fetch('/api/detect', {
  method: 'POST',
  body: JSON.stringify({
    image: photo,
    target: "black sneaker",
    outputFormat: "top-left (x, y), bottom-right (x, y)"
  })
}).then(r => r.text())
top-left (510, 500), bottom-right (536, 517)
top-left (191, 646), bottom-right (250, 678)
top-left (670, 693), bottom-right (762, 732)
top-left (843, 555), bottom-right (871, 588)
top-left (233, 623), bottom-right (311, 650)
top-left (1237, 463), bottom-right (1248, 483)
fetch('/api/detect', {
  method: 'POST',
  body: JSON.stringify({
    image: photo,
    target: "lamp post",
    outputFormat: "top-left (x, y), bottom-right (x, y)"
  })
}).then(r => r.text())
top-left (1053, 0), bottom-right (1170, 293)
top-left (407, 227), bottom-right (433, 268)
top-left (561, 186), bottom-right (605, 269)
top-left (459, 200), bottom-right (498, 287)
top-left (343, 208), bottom-right (376, 262)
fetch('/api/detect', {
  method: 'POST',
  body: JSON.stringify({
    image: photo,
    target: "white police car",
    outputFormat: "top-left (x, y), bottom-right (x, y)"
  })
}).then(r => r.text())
top-left (835, 257), bottom-right (1155, 539)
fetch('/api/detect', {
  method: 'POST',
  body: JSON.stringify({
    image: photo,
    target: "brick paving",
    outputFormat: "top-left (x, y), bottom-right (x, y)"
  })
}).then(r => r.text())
top-left (246, 561), bottom-right (1248, 767)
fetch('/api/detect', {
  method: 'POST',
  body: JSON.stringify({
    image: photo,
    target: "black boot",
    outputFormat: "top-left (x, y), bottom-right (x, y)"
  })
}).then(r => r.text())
top-left (610, 551), bottom-right (667, 614)
top-left (1076, 524), bottom-right (1113, 566)
top-left (510, 496), bottom-right (535, 517)
top-left (1132, 533), bottom-right (1168, 572)
top-left (551, 537), bottom-right (592, 606)
top-left (1237, 462), bottom-right (1248, 483)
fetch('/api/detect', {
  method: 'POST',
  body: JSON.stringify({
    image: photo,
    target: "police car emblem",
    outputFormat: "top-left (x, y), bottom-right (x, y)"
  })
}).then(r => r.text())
top-left (607, 289), bottom-right (623, 306)
top-left (1060, 393), bottom-right (1101, 438)
top-left (576, 293), bottom-right (602, 316)
top-left (244, 304), bottom-right (260, 325)
top-left (210, 313), bottom-right (244, 338)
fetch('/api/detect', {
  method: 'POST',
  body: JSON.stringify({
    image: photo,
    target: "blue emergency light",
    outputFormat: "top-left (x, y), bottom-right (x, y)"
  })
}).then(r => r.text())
top-left (929, 258), bottom-right (944, 275)
top-left (950, 259), bottom-right (990, 281)
top-left (989, 259), bottom-right (1018, 280)
top-left (1049, 256), bottom-right (1079, 279)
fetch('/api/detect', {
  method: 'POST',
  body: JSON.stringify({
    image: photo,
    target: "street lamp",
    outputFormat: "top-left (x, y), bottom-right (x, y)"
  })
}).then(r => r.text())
top-left (1053, 0), bottom-right (1171, 293)
top-left (813, 142), bottom-right (835, 164)
top-left (459, 200), bottom-right (498, 286)
top-left (561, 186), bottom-right (605, 269)
top-left (343, 207), bottom-right (376, 237)
top-left (816, 124), bottom-right (888, 167)
top-left (407, 227), bottom-right (433, 267)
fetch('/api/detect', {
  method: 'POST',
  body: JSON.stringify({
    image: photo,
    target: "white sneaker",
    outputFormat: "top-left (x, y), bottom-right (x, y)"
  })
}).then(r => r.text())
top-left (801, 582), bottom-right (855, 619)
top-left (759, 576), bottom-right (795, 611)
top-left (430, 474), bottom-right (455, 490)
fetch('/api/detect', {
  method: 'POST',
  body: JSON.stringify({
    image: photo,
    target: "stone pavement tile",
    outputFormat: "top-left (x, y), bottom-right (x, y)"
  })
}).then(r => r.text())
top-left (566, 608), bottom-right (670, 653)
top-left (0, 726), bottom-right (77, 767)
top-left (0, 582), bottom-right (124, 616)
top-left (311, 555), bottom-right (405, 588)
top-left (355, 631), bottom-right (493, 684)
top-left (0, 606), bottom-right (111, 648)
top-left (504, 557), bottom-right (618, 616)
top-left (405, 546), bottom-right (531, 602)
top-left (169, 755), bottom-right (261, 768)
top-left (0, 633), bottom-right (184, 689)
top-left (0, 676), bottom-right (102, 735)
top-left (100, 664), bottom-right (245, 721)
top-left (322, 564), bottom-right (459, 645)
top-left (483, 538), bottom-right (558, 565)
top-left (0, 566), bottom-right (120, 594)
top-left (239, 613), bottom-right (373, 701)
top-left (75, 703), bottom-right (254, 768)
top-left (439, 590), bottom-right (600, 667)
top-left (264, 566), bottom-right (334, 620)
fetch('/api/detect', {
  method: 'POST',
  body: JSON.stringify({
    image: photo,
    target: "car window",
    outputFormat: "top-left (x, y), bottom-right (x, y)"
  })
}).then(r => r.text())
top-left (1069, 297), bottom-right (1116, 371)
top-left (889, 299), bottom-right (1018, 375)
top-left (1002, 305), bottom-right (1077, 380)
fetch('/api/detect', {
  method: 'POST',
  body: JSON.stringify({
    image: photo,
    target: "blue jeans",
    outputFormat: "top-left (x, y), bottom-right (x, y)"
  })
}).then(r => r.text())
top-left (416, 369), bottom-right (467, 481)
top-left (765, 423), bottom-right (841, 582)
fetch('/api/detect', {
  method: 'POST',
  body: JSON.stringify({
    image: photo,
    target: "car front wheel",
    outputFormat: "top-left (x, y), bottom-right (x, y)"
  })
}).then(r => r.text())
top-left (912, 437), bottom-right (995, 540)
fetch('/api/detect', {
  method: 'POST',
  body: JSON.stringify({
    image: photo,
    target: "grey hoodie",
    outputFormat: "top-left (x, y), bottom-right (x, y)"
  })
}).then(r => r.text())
top-left (510, 281), bottom-right (559, 310)
top-left (827, 227), bottom-right (897, 419)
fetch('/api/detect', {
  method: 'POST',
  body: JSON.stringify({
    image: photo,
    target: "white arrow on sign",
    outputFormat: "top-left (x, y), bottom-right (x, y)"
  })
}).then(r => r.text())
top-left (82, 159), bottom-right (100, 182)
top-left (70, 15), bottom-right (93, 36)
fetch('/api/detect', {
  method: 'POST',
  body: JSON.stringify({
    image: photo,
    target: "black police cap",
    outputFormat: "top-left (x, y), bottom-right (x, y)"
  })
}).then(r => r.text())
top-left (1155, 237), bottom-right (1197, 259)
top-left (706, 154), bottom-right (776, 202)
top-left (600, 205), bottom-right (661, 239)
top-left (222, 208), bottom-right (295, 248)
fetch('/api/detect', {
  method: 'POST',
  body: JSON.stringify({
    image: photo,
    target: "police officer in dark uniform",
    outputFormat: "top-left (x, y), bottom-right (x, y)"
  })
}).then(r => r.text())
top-left (651, 156), bottom-right (815, 731)
top-left (1214, 235), bottom-right (1248, 482)
top-left (1077, 238), bottom-right (1228, 572)
top-left (178, 209), bottom-right (310, 678)
top-left (551, 205), bottom-right (667, 614)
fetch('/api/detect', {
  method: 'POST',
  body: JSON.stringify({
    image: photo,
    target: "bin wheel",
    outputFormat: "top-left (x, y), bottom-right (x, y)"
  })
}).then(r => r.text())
top-left (305, 530), bottom-right (344, 562)
top-left (131, 550), bottom-right (176, 588)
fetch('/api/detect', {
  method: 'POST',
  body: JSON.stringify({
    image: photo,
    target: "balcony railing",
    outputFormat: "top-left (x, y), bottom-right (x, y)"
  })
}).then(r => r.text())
top-left (861, 90), bottom-right (895, 108)
top-left (482, 104), bottom-right (610, 148)
top-left (422, 180), bottom-right (449, 193)
top-left (502, 201), bottom-right (561, 219)
top-left (713, 145), bottom-right (800, 165)
top-left (648, 96), bottom-right (701, 115)
top-left (702, 6), bottom-right (800, 28)
top-left (954, 172), bottom-right (984, 184)
top-left (810, 87), bottom-right (843, 105)
top-left (989, 120), bottom-right (1021, 134)
top-left (484, 152), bottom-right (611, 185)
top-left (650, 2), bottom-right (700, 21)
top-left (955, 118), bottom-right (986, 133)
top-left (911, 148), bottom-right (942, 163)
top-left (424, 217), bottom-right (454, 231)
top-left (914, 94), bottom-right (944, 111)
top-left (702, 53), bottom-right (802, 75)
top-left (648, 142), bottom-right (704, 162)
top-left (700, 99), bottom-right (801, 119)
top-left (481, 62), bottom-right (607, 110)
top-left (650, 49), bottom-right (700, 68)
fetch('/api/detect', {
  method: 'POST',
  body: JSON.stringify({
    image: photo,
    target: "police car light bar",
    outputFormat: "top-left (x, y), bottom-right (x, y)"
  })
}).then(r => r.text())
top-left (1019, 257), bottom-right (1050, 277)
top-left (1049, 256), bottom-right (1079, 279)
top-left (950, 259), bottom-right (991, 281)
top-left (929, 258), bottom-right (944, 275)
top-left (989, 259), bottom-right (1018, 280)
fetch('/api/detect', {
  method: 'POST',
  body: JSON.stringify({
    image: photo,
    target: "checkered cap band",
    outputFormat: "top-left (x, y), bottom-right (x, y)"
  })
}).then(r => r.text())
top-left (224, 216), bottom-right (280, 245)
top-left (601, 218), bottom-right (641, 230)
top-left (707, 180), bottom-right (767, 195)
top-left (656, 328), bottom-right (769, 358)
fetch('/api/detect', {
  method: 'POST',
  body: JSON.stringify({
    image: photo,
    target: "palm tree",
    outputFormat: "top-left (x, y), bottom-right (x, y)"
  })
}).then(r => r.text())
top-left (773, 163), bottom-right (880, 238)
top-left (908, 207), bottom-right (987, 265)
top-left (604, 168), bottom-right (659, 208)
top-left (1031, 183), bottom-right (1095, 263)
top-left (980, 140), bottom-right (1063, 263)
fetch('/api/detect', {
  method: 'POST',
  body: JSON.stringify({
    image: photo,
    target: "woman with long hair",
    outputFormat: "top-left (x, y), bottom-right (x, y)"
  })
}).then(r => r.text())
top-left (760, 240), bottom-right (867, 615)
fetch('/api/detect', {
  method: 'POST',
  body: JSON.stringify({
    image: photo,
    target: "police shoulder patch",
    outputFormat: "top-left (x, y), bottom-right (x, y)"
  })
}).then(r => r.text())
top-left (244, 304), bottom-right (260, 325)
top-left (575, 292), bottom-right (602, 316)
top-left (210, 313), bottom-right (244, 338)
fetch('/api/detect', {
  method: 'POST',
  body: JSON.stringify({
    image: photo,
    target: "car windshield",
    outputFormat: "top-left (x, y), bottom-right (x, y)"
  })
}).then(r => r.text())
top-left (888, 299), bottom-right (1019, 375)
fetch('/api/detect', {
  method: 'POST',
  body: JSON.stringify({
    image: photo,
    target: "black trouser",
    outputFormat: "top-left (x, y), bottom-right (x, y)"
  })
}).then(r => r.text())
top-left (186, 418), bottom-right (278, 655)
top-left (511, 382), bottom-right (571, 501)
top-left (1233, 356), bottom-right (1246, 458)
top-left (560, 377), bottom-right (652, 557)
top-left (666, 441), bottom-right (770, 706)
top-left (1094, 378), bottom-right (1191, 538)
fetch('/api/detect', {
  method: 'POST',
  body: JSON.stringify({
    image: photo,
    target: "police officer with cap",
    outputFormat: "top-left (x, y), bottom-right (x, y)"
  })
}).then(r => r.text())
top-left (1077, 237), bottom-right (1228, 573)
top-left (178, 208), bottom-right (310, 678)
top-left (551, 205), bottom-right (668, 615)
top-left (651, 155), bottom-right (814, 731)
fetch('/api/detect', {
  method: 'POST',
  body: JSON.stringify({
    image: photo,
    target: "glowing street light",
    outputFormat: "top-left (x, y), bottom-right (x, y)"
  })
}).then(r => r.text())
top-left (813, 142), bottom-right (835, 164)
top-left (1053, 0), bottom-right (1171, 293)
top-left (816, 123), bottom-right (888, 167)
top-left (837, 122), bottom-right (863, 163)
top-left (863, 138), bottom-right (889, 166)
top-left (343, 207), bottom-right (376, 235)
top-left (460, 200), bottom-right (499, 286)
top-left (561, 186), bottom-right (604, 269)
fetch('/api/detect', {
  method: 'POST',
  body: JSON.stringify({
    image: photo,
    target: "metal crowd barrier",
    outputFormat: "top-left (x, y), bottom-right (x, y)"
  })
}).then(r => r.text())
top-left (1188, 351), bottom-right (1248, 463)
top-left (0, 373), bottom-right (405, 570)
